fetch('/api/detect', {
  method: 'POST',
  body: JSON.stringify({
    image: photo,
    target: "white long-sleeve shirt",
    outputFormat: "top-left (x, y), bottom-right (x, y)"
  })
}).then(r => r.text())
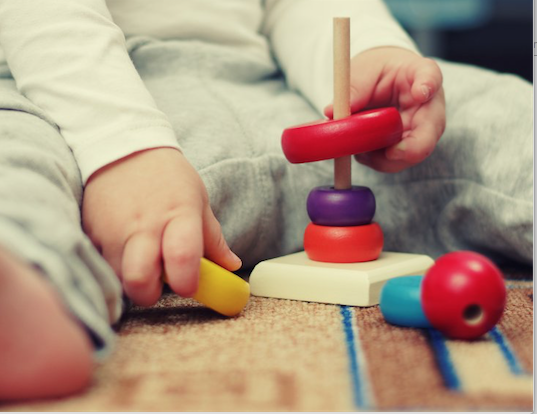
top-left (0, 0), bottom-right (417, 184)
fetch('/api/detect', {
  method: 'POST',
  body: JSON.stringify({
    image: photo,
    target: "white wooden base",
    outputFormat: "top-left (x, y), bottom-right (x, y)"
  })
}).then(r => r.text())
top-left (249, 251), bottom-right (434, 307)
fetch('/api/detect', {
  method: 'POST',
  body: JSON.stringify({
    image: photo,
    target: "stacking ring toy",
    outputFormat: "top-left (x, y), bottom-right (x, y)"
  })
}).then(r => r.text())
top-left (304, 222), bottom-right (384, 263)
top-left (307, 185), bottom-right (375, 226)
top-left (282, 107), bottom-right (403, 164)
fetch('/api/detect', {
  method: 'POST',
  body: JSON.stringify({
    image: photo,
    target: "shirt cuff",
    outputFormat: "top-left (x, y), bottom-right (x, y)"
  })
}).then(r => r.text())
top-left (74, 125), bottom-right (181, 184)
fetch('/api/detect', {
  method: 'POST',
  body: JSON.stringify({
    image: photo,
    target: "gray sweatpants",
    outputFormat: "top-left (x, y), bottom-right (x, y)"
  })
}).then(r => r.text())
top-left (0, 38), bottom-right (532, 356)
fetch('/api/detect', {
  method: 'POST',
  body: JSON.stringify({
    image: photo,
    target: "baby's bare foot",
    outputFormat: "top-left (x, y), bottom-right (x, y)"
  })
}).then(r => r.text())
top-left (0, 247), bottom-right (94, 401)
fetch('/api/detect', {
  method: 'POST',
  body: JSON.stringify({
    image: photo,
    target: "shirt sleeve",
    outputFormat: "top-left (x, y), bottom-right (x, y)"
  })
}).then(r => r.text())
top-left (262, 0), bottom-right (420, 116)
top-left (0, 0), bottom-right (181, 184)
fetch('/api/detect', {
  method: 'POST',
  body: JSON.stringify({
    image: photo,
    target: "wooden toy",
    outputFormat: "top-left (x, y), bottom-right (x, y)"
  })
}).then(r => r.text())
top-left (281, 108), bottom-right (403, 164)
top-left (379, 251), bottom-right (507, 339)
top-left (163, 258), bottom-right (250, 317)
top-left (250, 251), bottom-right (433, 307)
top-left (250, 17), bottom-right (434, 307)
top-left (304, 222), bottom-right (383, 263)
top-left (307, 185), bottom-right (375, 226)
top-left (379, 275), bottom-right (433, 328)
top-left (422, 251), bottom-right (506, 339)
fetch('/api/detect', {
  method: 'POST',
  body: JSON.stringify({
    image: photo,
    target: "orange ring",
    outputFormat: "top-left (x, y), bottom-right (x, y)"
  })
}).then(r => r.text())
top-left (304, 222), bottom-right (384, 263)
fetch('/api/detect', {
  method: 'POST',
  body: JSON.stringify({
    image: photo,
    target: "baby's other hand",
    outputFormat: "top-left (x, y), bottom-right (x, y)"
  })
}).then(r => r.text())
top-left (325, 47), bottom-right (446, 173)
top-left (82, 148), bottom-right (242, 306)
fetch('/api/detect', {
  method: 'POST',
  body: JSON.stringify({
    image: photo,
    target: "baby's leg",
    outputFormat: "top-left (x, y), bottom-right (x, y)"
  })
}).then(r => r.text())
top-left (0, 248), bottom-right (93, 400)
top-left (0, 79), bottom-right (122, 399)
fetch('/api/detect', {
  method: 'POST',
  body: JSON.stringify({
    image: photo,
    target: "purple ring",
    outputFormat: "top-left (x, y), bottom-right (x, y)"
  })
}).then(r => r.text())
top-left (306, 186), bottom-right (376, 226)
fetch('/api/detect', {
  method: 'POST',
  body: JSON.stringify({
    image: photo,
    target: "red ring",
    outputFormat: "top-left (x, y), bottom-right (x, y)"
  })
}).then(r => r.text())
top-left (282, 107), bottom-right (403, 164)
top-left (304, 222), bottom-right (384, 263)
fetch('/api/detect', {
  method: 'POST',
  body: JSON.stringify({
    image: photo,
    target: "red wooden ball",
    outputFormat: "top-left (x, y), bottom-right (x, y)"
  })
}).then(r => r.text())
top-left (421, 251), bottom-right (506, 340)
top-left (281, 108), bottom-right (403, 164)
top-left (304, 222), bottom-right (384, 263)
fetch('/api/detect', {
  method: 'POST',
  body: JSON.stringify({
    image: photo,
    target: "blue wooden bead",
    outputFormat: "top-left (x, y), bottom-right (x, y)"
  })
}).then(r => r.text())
top-left (379, 276), bottom-right (432, 328)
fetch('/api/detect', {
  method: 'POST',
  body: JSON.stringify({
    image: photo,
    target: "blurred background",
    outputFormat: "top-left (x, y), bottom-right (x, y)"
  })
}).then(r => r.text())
top-left (384, 0), bottom-right (532, 82)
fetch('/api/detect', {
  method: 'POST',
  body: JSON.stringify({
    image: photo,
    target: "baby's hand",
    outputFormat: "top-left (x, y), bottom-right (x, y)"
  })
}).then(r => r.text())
top-left (82, 148), bottom-right (242, 306)
top-left (325, 47), bottom-right (446, 173)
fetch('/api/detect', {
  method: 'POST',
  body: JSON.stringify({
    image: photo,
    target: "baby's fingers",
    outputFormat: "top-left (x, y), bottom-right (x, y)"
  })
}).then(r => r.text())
top-left (354, 149), bottom-right (410, 173)
top-left (122, 232), bottom-right (163, 306)
top-left (410, 58), bottom-right (443, 104)
top-left (356, 92), bottom-right (445, 172)
top-left (385, 124), bottom-right (439, 166)
top-left (389, 90), bottom-right (446, 165)
top-left (203, 208), bottom-right (242, 272)
top-left (162, 211), bottom-right (203, 298)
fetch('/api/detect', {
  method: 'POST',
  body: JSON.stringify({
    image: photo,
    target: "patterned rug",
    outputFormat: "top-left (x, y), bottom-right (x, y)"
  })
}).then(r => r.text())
top-left (2, 272), bottom-right (533, 411)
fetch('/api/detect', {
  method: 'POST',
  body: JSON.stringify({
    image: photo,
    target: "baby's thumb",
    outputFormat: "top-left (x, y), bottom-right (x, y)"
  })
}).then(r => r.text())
top-left (202, 208), bottom-right (242, 272)
top-left (323, 84), bottom-right (367, 119)
top-left (323, 57), bottom-right (378, 119)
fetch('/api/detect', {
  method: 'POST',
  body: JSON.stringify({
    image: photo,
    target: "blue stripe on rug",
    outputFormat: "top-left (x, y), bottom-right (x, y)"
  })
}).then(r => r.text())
top-left (489, 326), bottom-right (524, 375)
top-left (427, 328), bottom-right (461, 390)
top-left (505, 282), bottom-right (533, 289)
top-left (340, 306), bottom-right (370, 409)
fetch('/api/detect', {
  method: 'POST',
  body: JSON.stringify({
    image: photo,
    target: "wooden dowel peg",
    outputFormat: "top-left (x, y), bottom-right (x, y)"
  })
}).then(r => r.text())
top-left (333, 17), bottom-right (352, 190)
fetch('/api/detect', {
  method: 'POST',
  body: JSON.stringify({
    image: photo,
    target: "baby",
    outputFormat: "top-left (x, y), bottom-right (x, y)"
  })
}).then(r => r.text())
top-left (0, 0), bottom-right (531, 401)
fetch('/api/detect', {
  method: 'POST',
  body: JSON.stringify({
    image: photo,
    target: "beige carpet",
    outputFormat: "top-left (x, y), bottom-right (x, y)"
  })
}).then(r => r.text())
top-left (2, 271), bottom-right (533, 412)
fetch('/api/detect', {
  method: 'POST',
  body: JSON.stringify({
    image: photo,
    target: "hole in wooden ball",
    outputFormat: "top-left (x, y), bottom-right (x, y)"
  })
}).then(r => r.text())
top-left (463, 304), bottom-right (484, 326)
